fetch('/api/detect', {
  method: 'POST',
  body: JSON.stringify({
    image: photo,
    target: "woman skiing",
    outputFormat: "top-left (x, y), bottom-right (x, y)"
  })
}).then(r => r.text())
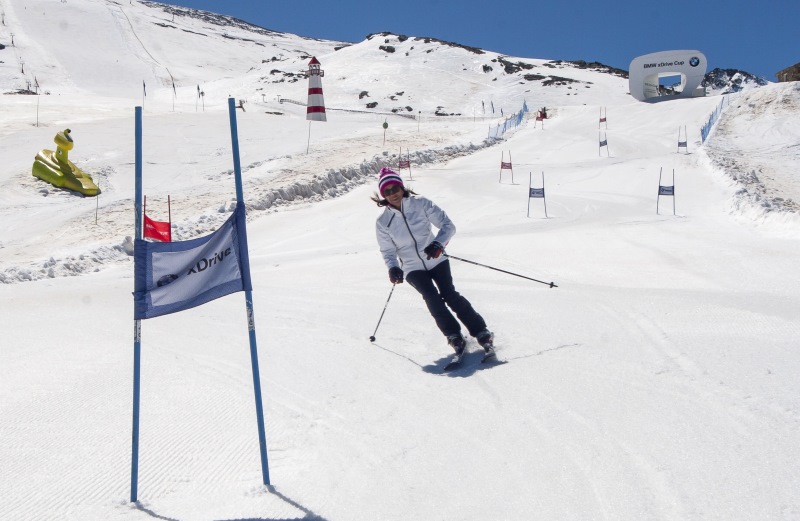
top-left (372, 167), bottom-right (495, 368)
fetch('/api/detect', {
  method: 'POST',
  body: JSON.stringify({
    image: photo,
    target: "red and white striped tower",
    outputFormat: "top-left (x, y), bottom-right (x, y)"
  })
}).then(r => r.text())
top-left (306, 57), bottom-right (326, 122)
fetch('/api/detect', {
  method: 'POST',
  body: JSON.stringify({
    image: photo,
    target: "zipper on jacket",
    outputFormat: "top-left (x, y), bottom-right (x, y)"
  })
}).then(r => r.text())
top-left (398, 202), bottom-right (429, 271)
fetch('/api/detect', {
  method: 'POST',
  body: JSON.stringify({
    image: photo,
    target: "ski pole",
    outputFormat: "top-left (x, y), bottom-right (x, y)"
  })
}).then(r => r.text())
top-left (369, 283), bottom-right (396, 342)
top-left (444, 253), bottom-right (558, 288)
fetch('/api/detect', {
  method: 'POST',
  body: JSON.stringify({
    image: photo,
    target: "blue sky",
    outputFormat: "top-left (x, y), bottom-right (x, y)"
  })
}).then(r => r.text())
top-left (165, 0), bottom-right (796, 80)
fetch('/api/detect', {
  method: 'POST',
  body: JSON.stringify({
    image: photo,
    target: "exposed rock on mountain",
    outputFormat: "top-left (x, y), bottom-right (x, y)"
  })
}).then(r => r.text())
top-left (702, 67), bottom-right (769, 94)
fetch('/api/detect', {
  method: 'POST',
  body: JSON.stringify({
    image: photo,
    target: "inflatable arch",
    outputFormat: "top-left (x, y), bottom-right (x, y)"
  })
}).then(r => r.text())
top-left (629, 50), bottom-right (707, 102)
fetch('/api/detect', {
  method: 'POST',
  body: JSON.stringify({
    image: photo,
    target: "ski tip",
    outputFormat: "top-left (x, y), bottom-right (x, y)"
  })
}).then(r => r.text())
top-left (481, 355), bottom-right (507, 366)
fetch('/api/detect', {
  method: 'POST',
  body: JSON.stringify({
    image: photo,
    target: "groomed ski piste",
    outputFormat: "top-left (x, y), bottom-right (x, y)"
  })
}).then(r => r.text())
top-left (1, 1), bottom-right (800, 520)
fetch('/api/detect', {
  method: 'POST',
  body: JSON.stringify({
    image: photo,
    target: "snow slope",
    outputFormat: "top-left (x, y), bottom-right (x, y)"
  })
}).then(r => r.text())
top-left (1, 1), bottom-right (799, 520)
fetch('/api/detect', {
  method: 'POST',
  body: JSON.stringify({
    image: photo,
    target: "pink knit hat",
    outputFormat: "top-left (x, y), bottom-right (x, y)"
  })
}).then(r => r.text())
top-left (378, 167), bottom-right (404, 195)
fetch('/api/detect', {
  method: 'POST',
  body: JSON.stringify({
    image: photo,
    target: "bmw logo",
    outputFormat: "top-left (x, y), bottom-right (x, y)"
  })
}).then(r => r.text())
top-left (689, 57), bottom-right (700, 67)
top-left (157, 274), bottom-right (179, 287)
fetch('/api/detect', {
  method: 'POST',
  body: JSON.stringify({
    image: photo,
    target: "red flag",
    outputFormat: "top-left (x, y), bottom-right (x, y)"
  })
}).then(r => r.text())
top-left (143, 214), bottom-right (171, 242)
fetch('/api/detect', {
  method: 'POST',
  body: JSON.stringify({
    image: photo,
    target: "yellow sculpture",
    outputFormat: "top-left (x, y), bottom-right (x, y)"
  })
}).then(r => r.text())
top-left (32, 129), bottom-right (100, 196)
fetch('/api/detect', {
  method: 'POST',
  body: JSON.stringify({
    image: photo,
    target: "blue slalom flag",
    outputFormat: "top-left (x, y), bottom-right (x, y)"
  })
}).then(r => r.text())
top-left (599, 139), bottom-right (608, 147)
top-left (143, 81), bottom-right (146, 97)
top-left (529, 187), bottom-right (545, 198)
top-left (659, 186), bottom-right (675, 196)
top-left (133, 202), bottom-right (252, 319)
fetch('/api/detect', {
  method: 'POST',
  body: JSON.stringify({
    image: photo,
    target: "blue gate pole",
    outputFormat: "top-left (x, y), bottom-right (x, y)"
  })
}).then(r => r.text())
top-left (227, 98), bottom-right (270, 485)
top-left (672, 169), bottom-right (676, 216)
top-left (131, 106), bottom-right (144, 502)
top-left (542, 171), bottom-right (548, 218)
top-left (657, 167), bottom-right (663, 215)
top-left (527, 172), bottom-right (531, 218)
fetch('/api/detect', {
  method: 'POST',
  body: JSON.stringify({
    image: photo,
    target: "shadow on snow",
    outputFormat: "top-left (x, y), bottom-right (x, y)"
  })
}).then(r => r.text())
top-left (133, 485), bottom-right (330, 521)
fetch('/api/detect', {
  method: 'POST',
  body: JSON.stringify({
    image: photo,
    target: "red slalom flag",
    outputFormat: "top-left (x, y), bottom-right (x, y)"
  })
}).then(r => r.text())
top-left (143, 214), bottom-right (171, 242)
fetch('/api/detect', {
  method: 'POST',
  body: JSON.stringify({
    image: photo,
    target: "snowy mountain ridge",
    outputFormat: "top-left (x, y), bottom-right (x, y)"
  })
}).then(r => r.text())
top-left (702, 67), bottom-right (770, 94)
top-left (0, 0), bottom-right (632, 111)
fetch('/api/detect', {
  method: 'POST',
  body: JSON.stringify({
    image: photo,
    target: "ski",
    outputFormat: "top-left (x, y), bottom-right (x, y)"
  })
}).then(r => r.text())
top-left (479, 354), bottom-right (507, 368)
top-left (480, 346), bottom-right (507, 366)
top-left (440, 350), bottom-right (507, 372)
top-left (443, 353), bottom-right (463, 371)
top-left (481, 350), bottom-right (498, 364)
top-left (438, 333), bottom-right (506, 372)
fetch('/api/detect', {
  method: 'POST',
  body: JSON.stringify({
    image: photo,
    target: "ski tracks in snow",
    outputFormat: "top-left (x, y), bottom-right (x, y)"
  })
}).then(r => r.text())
top-left (569, 296), bottom-right (800, 518)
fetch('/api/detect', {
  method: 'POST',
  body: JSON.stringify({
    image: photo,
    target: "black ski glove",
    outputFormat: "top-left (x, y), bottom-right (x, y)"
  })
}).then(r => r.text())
top-left (389, 266), bottom-right (404, 284)
top-left (423, 241), bottom-right (444, 260)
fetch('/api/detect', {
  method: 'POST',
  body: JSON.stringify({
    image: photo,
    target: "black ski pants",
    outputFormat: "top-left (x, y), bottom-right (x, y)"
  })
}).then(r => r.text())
top-left (405, 260), bottom-right (487, 339)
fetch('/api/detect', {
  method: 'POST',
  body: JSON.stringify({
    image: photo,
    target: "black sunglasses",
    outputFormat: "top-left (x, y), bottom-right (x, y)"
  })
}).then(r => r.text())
top-left (382, 185), bottom-right (403, 196)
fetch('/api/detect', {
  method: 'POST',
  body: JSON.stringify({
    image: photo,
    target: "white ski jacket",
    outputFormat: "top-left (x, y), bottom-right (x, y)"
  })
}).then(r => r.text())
top-left (376, 195), bottom-right (456, 273)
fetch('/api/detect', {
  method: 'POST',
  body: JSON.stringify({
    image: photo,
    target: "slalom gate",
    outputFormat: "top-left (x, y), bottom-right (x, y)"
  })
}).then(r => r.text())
top-left (527, 171), bottom-right (548, 218)
top-left (499, 151), bottom-right (515, 184)
top-left (657, 167), bottom-right (676, 215)
top-left (677, 125), bottom-right (689, 154)
top-left (130, 99), bottom-right (271, 502)
top-left (397, 147), bottom-right (412, 179)
top-left (599, 132), bottom-right (610, 157)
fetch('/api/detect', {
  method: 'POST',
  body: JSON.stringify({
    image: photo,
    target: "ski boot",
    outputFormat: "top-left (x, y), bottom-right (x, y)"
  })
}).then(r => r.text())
top-left (444, 333), bottom-right (466, 370)
top-left (476, 330), bottom-right (497, 363)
